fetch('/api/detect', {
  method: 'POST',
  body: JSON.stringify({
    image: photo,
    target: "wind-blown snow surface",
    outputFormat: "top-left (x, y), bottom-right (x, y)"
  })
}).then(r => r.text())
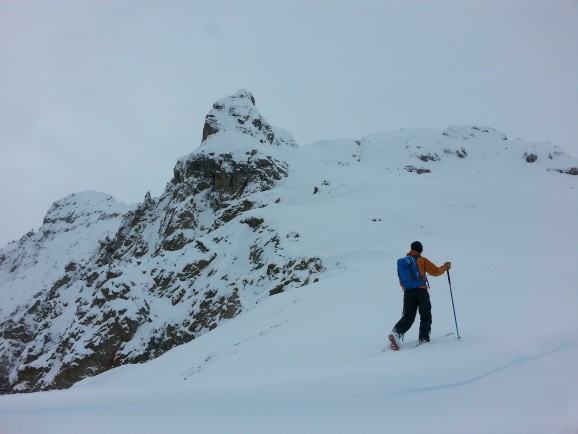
top-left (1, 126), bottom-right (578, 433)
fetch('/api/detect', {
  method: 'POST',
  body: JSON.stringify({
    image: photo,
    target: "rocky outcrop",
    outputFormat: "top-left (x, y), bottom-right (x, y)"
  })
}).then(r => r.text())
top-left (0, 191), bottom-right (135, 393)
top-left (201, 89), bottom-right (297, 148)
top-left (0, 91), bottom-right (321, 394)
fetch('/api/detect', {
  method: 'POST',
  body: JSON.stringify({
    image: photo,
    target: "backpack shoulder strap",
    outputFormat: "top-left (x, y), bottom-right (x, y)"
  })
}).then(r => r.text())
top-left (413, 256), bottom-right (430, 288)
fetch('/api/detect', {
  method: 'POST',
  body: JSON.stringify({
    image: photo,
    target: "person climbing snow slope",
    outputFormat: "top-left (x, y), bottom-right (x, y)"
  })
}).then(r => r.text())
top-left (388, 241), bottom-right (451, 350)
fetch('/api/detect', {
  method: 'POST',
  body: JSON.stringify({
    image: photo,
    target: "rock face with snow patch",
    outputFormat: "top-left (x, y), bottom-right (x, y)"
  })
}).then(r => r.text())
top-left (0, 192), bottom-right (134, 394)
top-left (202, 89), bottom-right (297, 148)
top-left (0, 91), bottom-right (319, 394)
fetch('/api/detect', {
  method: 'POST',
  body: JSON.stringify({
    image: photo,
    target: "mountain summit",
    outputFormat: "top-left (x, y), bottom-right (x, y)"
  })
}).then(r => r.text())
top-left (0, 90), bottom-right (576, 395)
top-left (0, 91), bottom-right (314, 394)
top-left (201, 89), bottom-right (297, 148)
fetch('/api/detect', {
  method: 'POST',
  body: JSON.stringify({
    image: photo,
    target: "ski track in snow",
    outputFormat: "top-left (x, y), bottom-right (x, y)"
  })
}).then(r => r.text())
top-left (383, 341), bottom-right (576, 398)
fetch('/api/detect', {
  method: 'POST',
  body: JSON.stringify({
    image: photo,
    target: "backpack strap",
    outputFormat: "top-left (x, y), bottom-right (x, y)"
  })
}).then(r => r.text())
top-left (412, 256), bottom-right (430, 289)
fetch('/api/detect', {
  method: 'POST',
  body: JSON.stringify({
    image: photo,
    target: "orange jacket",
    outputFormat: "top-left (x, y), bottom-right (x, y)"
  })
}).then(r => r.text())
top-left (401, 250), bottom-right (448, 289)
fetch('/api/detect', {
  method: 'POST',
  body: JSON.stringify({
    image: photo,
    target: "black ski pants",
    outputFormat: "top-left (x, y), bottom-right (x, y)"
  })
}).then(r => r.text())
top-left (394, 288), bottom-right (432, 339)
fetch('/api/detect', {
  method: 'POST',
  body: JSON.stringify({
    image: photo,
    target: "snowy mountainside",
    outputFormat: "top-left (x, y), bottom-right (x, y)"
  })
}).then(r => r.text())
top-left (1, 110), bottom-right (577, 433)
top-left (0, 192), bottom-right (135, 394)
top-left (0, 90), bottom-right (577, 399)
top-left (0, 90), bottom-right (316, 394)
top-left (0, 191), bottom-right (134, 318)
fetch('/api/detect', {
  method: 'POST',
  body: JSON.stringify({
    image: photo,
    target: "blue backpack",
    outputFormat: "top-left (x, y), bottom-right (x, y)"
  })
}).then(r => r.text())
top-left (397, 256), bottom-right (427, 289)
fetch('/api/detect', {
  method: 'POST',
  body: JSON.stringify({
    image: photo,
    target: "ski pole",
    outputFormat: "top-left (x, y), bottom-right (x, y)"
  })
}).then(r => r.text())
top-left (447, 270), bottom-right (461, 339)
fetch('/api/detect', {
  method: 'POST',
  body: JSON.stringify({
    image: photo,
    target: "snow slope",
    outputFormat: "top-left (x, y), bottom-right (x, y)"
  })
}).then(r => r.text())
top-left (1, 125), bottom-right (578, 433)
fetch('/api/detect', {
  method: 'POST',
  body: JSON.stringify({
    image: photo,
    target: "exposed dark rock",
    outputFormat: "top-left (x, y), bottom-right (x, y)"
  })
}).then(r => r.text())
top-left (405, 165), bottom-right (431, 174)
top-left (418, 153), bottom-right (440, 162)
top-left (242, 217), bottom-right (265, 231)
top-left (444, 148), bottom-right (468, 158)
top-left (524, 152), bottom-right (538, 163)
top-left (456, 148), bottom-right (467, 158)
top-left (162, 233), bottom-right (193, 251)
top-left (549, 167), bottom-right (578, 175)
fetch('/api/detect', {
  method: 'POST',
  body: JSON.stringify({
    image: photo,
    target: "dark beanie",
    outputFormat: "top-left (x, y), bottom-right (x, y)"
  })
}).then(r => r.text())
top-left (411, 241), bottom-right (423, 253)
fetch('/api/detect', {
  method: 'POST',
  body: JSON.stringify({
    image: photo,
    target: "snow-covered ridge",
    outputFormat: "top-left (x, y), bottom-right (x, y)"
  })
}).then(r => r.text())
top-left (0, 90), bottom-right (577, 396)
top-left (41, 191), bottom-right (134, 234)
top-left (304, 124), bottom-right (577, 177)
top-left (0, 192), bottom-right (134, 316)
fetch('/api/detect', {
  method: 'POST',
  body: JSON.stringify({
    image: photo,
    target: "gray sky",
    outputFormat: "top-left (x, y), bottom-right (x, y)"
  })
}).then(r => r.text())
top-left (1, 0), bottom-right (577, 247)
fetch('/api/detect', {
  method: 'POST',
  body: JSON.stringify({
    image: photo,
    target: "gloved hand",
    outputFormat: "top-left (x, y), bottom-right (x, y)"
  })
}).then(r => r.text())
top-left (444, 262), bottom-right (452, 270)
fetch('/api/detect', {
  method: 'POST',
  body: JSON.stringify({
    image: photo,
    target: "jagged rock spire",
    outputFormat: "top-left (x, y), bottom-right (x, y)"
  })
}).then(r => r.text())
top-left (202, 89), bottom-right (296, 148)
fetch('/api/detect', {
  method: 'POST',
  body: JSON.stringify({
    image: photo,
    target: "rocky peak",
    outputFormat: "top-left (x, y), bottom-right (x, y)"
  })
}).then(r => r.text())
top-left (41, 191), bottom-right (133, 236)
top-left (0, 192), bottom-right (133, 286)
top-left (202, 89), bottom-right (297, 148)
top-left (0, 92), bottom-right (318, 394)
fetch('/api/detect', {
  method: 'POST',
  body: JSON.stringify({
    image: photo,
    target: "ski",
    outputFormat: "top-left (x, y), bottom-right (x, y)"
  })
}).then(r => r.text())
top-left (412, 332), bottom-right (456, 348)
top-left (388, 334), bottom-right (400, 351)
top-left (387, 332), bottom-right (457, 351)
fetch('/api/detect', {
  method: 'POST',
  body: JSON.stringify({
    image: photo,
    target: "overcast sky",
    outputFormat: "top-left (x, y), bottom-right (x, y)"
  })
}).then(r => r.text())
top-left (1, 0), bottom-right (577, 247)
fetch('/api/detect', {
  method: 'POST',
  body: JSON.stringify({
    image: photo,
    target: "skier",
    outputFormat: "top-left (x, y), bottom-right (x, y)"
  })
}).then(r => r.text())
top-left (388, 241), bottom-right (451, 350)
